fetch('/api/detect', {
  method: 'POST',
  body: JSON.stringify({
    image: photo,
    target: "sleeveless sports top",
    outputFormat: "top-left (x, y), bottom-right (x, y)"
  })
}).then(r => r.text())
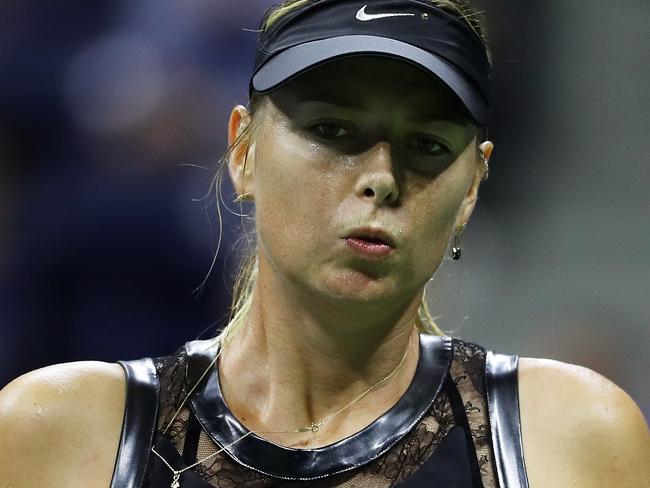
top-left (111, 334), bottom-right (530, 487)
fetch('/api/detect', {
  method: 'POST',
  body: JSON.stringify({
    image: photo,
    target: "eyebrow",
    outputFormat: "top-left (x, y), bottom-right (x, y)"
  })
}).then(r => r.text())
top-left (295, 92), bottom-right (467, 126)
top-left (297, 93), bottom-right (366, 111)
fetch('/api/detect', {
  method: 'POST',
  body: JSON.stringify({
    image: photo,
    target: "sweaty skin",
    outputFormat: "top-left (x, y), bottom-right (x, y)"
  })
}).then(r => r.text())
top-left (223, 56), bottom-right (493, 448)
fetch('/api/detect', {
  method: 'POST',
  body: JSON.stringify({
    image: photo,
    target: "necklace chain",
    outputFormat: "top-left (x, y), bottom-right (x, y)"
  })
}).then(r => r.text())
top-left (151, 327), bottom-right (416, 486)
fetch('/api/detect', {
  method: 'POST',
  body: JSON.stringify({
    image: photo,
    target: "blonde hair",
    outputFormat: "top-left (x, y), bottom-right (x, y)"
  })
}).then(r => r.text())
top-left (211, 0), bottom-right (491, 347)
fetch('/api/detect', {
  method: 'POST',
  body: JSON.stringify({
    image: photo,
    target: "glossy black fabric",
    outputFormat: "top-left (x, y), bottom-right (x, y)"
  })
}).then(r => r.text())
top-left (111, 358), bottom-right (160, 488)
top-left (113, 338), bottom-right (530, 487)
top-left (485, 352), bottom-right (530, 488)
top-left (188, 335), bottom-right (453, 480)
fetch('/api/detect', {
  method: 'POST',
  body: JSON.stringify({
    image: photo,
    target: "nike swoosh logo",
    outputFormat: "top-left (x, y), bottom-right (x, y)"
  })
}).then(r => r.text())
top-left (355, 5), bottom-right (416, 21)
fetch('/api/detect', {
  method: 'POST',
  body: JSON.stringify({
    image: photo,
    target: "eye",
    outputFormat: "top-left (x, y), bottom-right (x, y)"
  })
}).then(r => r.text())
top-left (309, 123), bottom-right (350, 140)
top-left (412, 136), bottom-right (451, 158)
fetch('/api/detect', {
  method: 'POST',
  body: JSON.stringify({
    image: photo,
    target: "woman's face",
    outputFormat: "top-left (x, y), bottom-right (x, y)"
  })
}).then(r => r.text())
top-left (230, 56), bottom-right (485, 306)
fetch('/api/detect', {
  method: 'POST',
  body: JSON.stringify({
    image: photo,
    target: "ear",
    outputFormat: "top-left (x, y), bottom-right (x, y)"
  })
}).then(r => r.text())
top-left (227, 104), bottom-right (256, 198)
top-left (455, 140), bottom-right (494, 229)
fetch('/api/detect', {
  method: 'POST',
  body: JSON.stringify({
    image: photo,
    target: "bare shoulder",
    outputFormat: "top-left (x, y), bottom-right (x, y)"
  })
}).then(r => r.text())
top-left (518, 357), bottom-right (650, 488)
top-left (0, 361), bottom-right (127, 488)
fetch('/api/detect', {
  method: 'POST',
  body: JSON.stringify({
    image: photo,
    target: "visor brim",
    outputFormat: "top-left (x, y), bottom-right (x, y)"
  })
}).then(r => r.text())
top-left (251, 35), bottom-right (488, 125)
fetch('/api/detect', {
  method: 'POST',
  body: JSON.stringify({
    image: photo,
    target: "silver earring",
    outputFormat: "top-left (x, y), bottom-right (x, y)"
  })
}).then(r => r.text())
top-left (451, 223), bottom-right (467, 261)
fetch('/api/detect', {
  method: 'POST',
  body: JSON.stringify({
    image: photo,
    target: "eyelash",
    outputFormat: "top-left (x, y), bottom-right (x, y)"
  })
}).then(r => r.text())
top-left (309, 123), bottom-right (351, 140)
top-left (307, 123), bottom-right (451, 157)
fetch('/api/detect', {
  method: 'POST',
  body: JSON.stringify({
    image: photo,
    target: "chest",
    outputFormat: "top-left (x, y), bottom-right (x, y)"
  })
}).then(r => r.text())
top-left (100, 347), bottom-right (536, 487)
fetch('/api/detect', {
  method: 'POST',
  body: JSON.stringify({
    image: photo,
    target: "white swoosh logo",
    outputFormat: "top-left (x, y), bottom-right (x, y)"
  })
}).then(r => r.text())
top-left (355, 5), bottom-right (416, 21)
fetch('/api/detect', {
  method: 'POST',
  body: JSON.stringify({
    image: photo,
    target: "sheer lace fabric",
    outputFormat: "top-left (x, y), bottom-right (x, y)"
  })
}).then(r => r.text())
top-left (146, 337), bottom-right (498, 487)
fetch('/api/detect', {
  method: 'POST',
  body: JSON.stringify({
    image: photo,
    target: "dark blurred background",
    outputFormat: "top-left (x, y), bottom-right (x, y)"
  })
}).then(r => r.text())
top-left (0, 1), bottom-right (648, 419)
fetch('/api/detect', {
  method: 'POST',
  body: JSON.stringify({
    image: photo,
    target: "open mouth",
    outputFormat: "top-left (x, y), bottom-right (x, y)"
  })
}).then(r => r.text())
top-left (358, 236), bottom-right (389, 245)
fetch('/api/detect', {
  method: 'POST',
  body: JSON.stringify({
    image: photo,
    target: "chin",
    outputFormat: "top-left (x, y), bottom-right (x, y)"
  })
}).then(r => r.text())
top-left (318, 269), bottom-right (402, 303)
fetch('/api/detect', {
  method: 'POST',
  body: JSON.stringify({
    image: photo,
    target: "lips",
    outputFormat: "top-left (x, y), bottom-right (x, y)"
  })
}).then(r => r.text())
top-left (343, 227), bottom-right (397, 248)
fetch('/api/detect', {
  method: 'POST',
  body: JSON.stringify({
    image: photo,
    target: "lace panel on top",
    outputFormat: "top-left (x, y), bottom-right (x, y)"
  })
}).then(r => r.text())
top-left (146, 338), bottom-right (497, 487)
top-left (451, 340), bottom-right (498, 488)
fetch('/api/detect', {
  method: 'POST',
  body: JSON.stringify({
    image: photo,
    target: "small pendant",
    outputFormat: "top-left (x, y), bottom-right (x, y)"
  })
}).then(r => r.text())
top-left (298, 422), bottom-right (321, 433)
top-left (171, 472), bottom-right (181, 488)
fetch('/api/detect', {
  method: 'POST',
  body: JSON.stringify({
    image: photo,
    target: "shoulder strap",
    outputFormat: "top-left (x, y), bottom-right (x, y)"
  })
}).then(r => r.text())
top-left (185, 338), bottom-right (221, 386)
top-left (485, 351), bottom-right (530, 488)
top-left (111, 357), bottom-right (160, 488)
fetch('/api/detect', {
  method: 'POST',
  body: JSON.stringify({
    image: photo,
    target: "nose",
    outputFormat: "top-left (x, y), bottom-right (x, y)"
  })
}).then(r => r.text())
top-left (353, 141), bottom-right (400, 206)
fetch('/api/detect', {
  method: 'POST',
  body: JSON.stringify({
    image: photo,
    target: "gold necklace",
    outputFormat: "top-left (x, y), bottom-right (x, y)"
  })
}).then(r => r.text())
top-left (151, 326), bottom-right (417, 488)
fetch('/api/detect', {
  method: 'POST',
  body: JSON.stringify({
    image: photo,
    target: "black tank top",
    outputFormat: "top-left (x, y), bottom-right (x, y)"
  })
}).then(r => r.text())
top-left (111, 334), bottom-right (529, 487)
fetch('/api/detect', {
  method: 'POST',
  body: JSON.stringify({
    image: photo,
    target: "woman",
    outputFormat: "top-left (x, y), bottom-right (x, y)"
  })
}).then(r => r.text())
top-left (0, 1), bottom-right (648, 487)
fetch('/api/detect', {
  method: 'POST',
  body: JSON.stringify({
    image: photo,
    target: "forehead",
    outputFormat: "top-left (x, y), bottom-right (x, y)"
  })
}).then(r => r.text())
top-left (269, 56), bottom-right (470, 124)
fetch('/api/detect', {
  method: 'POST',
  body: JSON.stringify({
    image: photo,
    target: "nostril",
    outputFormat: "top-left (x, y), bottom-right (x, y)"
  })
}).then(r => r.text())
top-left (364, 188), bottom-right (375, 197)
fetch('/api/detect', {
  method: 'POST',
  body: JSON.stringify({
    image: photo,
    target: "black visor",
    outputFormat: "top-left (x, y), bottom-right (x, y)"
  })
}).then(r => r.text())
top-left (250, 0), bottom-right (491, 125)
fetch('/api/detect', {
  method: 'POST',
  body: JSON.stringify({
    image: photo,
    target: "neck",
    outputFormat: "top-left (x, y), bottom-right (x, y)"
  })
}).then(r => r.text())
top-left (218, 257), bottom-right (424, 448)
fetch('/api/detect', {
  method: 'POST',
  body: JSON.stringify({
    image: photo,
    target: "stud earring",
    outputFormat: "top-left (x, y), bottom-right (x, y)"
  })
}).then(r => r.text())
top-left (451, 223), bottom-right (467, 261)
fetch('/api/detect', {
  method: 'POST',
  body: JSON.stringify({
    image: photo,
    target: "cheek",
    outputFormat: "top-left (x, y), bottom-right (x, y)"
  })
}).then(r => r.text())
top-left (408, 201), bottom-right (454, 274)
top-left (253, 129), bottom-right (335, 268)
top-left (405, 171), bottom-right (471, 271)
